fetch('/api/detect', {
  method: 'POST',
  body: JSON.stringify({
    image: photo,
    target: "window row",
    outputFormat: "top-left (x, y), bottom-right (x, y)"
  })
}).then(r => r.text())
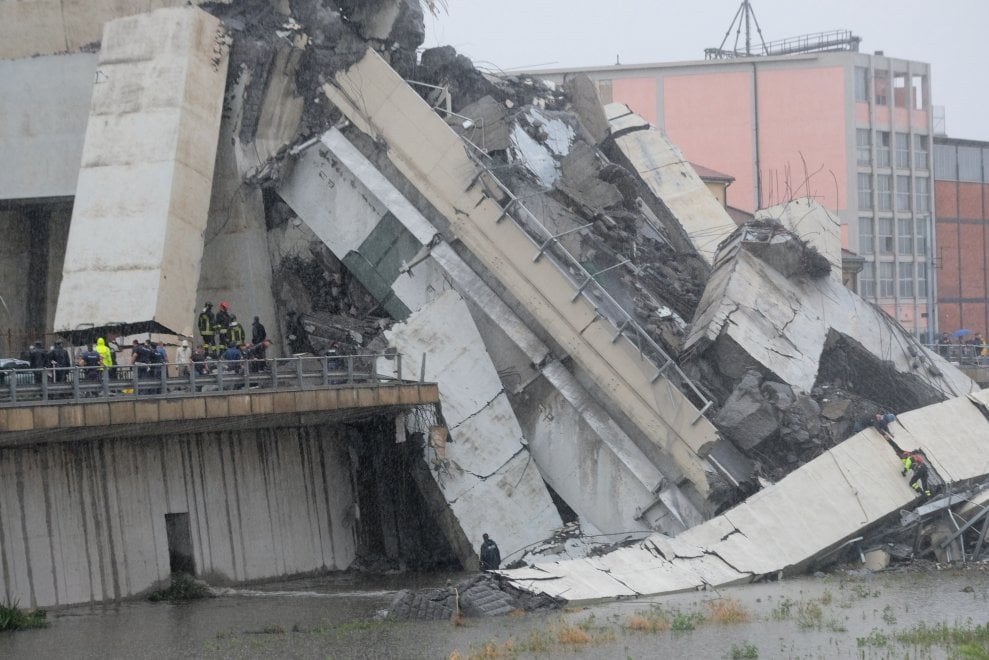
top-left (858, 216), bottom-right (929, 256)
top-left (856, 130), bottom-right (929, 170)
top-left (934, 143), bottom-right (989, 182)
top-left (857, 174), bottom-right (930, 212)
top-left (858, 261), bottom-right (928, 299)
top-left (854, 67), bottom-right (927, 110)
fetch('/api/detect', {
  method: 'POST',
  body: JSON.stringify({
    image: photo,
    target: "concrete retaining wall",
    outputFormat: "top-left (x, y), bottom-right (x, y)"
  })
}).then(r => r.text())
top-left (0, 424), bottom-right (356, 608)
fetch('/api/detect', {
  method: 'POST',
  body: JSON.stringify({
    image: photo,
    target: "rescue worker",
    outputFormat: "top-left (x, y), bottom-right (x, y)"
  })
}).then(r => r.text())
top-left (175, 339), bottom-right (192, 378)
top-left (81, 344), bottom-right (102, 382)
top-left (198, 302), bottom-right (215, 354)
top-left (95, 337), bottom-right (113, 377)
top-left (873, 412), bottom-right (896, 440)
top-left (28, 340), bottom-right (47, 383)
top-left (901, 450), bottom-right (931, 497)
top-left (227, 315), bottom-right (246, 347)
top-left (214, 302), bottom-right (232, 355)
top-left (479, 533), bottom-right (501, 571)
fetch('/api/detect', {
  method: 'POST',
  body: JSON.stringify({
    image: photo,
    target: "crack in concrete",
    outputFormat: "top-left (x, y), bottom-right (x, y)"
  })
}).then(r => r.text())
top-left (443, 445), bottom-right (530, 503)
top-left (449, 388), bottom-right (509, 432)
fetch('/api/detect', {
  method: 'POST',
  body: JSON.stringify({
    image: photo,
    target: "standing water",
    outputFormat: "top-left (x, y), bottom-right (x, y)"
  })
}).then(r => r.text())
top-left (1, 565), bottom-right (988, 658)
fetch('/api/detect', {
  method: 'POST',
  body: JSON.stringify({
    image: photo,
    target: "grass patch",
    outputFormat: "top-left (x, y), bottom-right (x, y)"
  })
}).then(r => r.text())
top-left (894, 620), bottom-right (989, 650)
top-left (795, 601), bottom-right (823, 631)
top-left (625, 606), bottom-right (670, 633)
top-left (670, 609), bottom-right (704, 632)
top-left (148, 573), bottom-right (211, 602)
top-left (857, 628), bottom-right (889, 647)
top-left (771, 597), bottom-right (794, 621)
top-left (0, 600), bottom-right (48, 631)
top-left (706, 598), bottom-right (750, 624)
top-left (730, 641), bottom-right (759, 659)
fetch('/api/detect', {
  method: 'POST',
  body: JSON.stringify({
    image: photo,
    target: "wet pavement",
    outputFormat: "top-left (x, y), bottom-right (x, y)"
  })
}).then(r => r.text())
top-left (1, 564), bottom-right (988, 659)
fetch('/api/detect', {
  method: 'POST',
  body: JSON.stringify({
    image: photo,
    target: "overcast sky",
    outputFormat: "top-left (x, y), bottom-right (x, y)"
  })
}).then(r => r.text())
top-left (424, 0), bottom-right (988, 141)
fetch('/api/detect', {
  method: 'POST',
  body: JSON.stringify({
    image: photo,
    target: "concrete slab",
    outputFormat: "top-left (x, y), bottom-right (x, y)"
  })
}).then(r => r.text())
top-left (54, 7), bottom-right (228, 337)
top-left (607, 104), bottom-right (737, 264)
top-left (687, 246), bottom-right (977, 396)
top-left (503, 393), bottom-right (989, 603)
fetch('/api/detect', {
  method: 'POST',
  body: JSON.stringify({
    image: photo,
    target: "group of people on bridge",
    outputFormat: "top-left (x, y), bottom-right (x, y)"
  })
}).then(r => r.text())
top-left (197, 301), bottom-right (270, 371)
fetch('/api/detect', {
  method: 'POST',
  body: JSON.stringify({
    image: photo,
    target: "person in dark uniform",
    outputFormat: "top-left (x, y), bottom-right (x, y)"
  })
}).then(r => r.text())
top-left (214, 302), bottom-right (232, 355)
top-left (479, 533), bottom-right (501, 571)
top-left (28, 340), bottom-right (47, 383)
top-left (252, 316), bottom-right (267, 345)
top-left (49, 340), bottom-right (70, 383)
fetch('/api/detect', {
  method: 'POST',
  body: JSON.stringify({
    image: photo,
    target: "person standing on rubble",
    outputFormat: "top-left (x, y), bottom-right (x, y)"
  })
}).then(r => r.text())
top-left (198, 302), bottom-right (215, 355)
top-left (873, 412), bottom-right (896, 440)
top-left (479, 533), bottom-right (501, 571)
top-left (901, 450), bottom-right (931, 497)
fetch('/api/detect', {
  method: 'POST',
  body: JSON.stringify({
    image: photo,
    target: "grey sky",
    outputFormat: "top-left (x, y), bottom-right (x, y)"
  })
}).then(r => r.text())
top-left (424, 0), bottom-right (989, 141)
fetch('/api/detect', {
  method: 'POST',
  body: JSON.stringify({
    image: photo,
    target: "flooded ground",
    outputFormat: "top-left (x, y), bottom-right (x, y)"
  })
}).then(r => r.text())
top-left (2, 563), bottom-right (988, 659)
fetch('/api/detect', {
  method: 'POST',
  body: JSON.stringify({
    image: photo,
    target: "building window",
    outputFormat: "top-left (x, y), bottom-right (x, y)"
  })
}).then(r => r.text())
top-left (895, 133), bottom-right (910, 169)
top-left (934, 144), bottom-right (957, 179)
top-left (877, 174), bottom-right (892, 211)
top-left (876, 131), bottom-right (891, 168)
top-left (596, 79), bottom-right (613, 105)
top-left (897, 216), bottom-right (913, 253)
top-left (874, 69), bottom-right (889, 106)
top-left (856, 129), bottom-right (871, 166)
top-left (917, 262), bottom-right (928, 296)
top-left (859, 263), bottom-right (876, 298)
top-left (914, 177), bottom-right (930, 213)
top-left (898, 262), bottom-right (914, 297)
top-left (859, 217), bottom-right (875, 255)
top-left (858, 173), bottom-right (873, 210)
top-left (958, 146), bottom-right (982, 182)
top-left (854, 67), bottom-right (869, 102)
top-left (879, 261), bottom-right (895, 298)
top-left (895, 175), bottom-right (911, 212)
top-left (916, 216), bottom-right (929, 255)
top-left (913, 134), bottom-right (928, 170)
top-left (911, 74), bottom-right (926, 110)
top-left (893, 73), bottom-right (909, 108)
top-left (878, 217), bottom-right (894, 254)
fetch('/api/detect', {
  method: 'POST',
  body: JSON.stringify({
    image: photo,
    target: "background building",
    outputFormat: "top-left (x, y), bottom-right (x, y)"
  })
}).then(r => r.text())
top-left (536, 48), bottom-right (936, 338)
top-left (933, 137), bottom-right (989, 339)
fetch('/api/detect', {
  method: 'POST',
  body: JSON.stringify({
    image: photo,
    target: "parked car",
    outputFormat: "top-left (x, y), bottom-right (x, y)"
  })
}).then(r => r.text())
top-left (0, 358), bottom-right (35, 386)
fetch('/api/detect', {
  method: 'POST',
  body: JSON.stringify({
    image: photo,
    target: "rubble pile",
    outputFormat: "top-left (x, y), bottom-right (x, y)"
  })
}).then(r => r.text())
top-left (388, 573), bottom-right (559, 621)
top-left (190, 0), bottom-right (975, 550)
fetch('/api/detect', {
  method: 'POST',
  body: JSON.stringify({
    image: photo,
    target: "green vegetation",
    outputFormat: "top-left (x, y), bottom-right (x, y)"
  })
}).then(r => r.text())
top-left (730, 641), bottom-right (759, 658)
top-left (148, 573), bottom-right (212, 602)
top-left (795, 601), bottom-right (823, 631)
top-left (0, 600), bottom-right (48, 632)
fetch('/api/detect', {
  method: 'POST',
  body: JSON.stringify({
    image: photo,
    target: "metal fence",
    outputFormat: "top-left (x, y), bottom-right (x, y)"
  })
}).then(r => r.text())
top-left (0, 353), bottom-right (408, 406)
top-left (926, 343), bottom-right (988, 367)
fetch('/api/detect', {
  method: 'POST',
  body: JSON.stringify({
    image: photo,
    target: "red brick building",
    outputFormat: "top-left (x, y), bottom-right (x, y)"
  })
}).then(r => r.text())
top-left (933, 137), bottom-right (989, 338)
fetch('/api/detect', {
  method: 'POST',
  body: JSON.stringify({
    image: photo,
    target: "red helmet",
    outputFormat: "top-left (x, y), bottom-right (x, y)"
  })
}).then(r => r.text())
top-left (220, 301), bottom-right (229, 311)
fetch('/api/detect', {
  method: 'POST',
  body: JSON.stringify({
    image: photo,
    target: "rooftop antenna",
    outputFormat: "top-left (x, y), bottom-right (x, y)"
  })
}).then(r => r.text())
top-left (716, 1), bottom-right (767, 58)
top-left (705, 0), bottom-right (860, 60)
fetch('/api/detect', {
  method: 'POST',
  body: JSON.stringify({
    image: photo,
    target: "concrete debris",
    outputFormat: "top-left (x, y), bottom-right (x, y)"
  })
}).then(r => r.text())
top-left (11, 0), bottom-right (989, 610)
top-left (388, 573), bottom-right (559, 620)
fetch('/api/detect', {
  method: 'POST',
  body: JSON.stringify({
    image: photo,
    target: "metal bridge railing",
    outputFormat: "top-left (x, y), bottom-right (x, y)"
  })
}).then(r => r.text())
top-left (0, 353), bottom-right (409, 407)
top-left (463, 150), bottom-right (713, 422)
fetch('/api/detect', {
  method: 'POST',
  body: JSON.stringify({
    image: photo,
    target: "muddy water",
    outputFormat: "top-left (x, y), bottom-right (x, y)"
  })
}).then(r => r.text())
top-left (2, 566), bottom-right (988, 659)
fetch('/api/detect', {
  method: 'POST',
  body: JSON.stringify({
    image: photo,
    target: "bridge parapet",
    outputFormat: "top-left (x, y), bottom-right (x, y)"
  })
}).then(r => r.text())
top-left (0, 354), bottom-right (438, 444)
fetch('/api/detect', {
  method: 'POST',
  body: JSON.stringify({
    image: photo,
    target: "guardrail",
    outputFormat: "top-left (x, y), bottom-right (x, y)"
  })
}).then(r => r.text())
top-left (927, 343), bottom-right (988, 367)
top-left (464, 149), bottom-right (713, 422)
top-left (0, 353), bottom-right (408, 406)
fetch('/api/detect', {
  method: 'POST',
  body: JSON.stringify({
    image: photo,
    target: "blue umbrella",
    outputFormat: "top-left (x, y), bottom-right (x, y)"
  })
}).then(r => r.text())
top-left (951, 329), bottom-right (973, 338)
